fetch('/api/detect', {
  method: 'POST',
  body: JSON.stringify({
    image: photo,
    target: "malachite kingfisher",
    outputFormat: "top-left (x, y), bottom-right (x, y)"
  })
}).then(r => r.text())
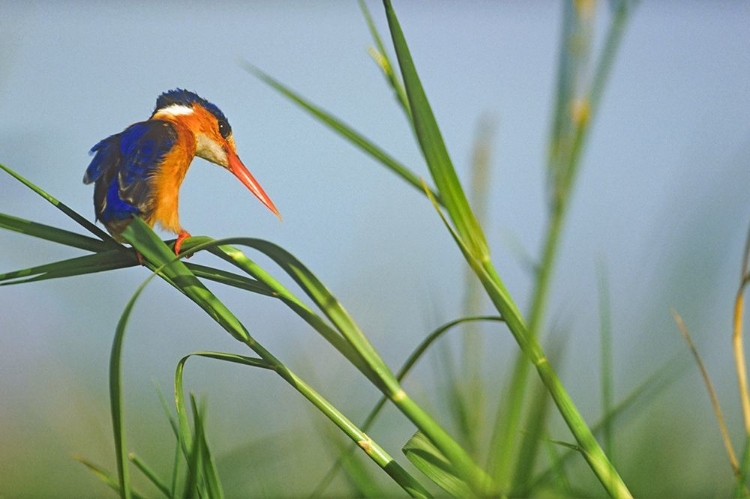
top-left (83, 89), bottom-right (280, 256)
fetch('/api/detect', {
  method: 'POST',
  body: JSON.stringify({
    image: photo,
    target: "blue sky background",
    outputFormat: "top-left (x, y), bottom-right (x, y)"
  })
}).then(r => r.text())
top-left (1, 1), bottom-right (750, 496)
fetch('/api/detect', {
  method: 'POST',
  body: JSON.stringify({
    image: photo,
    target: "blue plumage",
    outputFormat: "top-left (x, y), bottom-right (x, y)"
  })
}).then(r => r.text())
top-left (84, 120), bottom-right (177, 226)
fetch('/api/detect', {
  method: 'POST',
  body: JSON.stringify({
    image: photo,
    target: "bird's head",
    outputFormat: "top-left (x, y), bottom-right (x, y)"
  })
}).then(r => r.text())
top-left (151, 89), bottom-right (280, 219)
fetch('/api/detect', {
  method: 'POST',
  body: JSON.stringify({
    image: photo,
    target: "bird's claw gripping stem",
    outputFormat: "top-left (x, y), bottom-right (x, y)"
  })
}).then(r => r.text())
top-left (174, 231), bottom-right (192, 258)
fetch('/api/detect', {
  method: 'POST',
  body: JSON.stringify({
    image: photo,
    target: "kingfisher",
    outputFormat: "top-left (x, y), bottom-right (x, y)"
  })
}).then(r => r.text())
top-left (83, 89), bottom-right (279, 256)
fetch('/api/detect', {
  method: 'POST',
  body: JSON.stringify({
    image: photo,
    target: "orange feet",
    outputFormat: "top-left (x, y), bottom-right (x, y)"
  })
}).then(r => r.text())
top-left (174, 230), bottom-right (192, 258)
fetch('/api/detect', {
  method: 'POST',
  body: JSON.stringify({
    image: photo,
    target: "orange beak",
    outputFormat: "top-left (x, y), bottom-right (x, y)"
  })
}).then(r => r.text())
top-left (226, 149), bottom-right (281, 220)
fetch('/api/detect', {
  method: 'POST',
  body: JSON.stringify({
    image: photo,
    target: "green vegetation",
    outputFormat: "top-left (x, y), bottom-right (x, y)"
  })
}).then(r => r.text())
top-left (1, 1), bottom-right (747, 497)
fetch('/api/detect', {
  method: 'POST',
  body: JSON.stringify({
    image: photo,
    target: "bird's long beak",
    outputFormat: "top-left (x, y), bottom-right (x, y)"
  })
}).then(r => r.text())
top-left (226, 149), bottom-right (281, 220)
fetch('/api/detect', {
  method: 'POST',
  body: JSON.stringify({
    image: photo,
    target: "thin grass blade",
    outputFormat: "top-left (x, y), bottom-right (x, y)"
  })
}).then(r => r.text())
top-left (191, 396), bottom-right (224, 499)
top-left (129, 453), bottom-right (172, 498)
top-left (357, 0), bottom-right (411, 121)
top-left (122, 224), bottom-right (430, 497)
top-left (73, 457), bottom-right (148, 499)
top-left (403, 432), bottom-right (475, 498)
top-left (597, 261), bottom-right (615, 461)
top-left (312, 316), bottom-right (503, 497)
top-left (383, 0), bottom-right (487, 260)
top-left (0, 250), bottom-right (135, 285)
top-left (312, 414), bottom-right (384, 498)
top-left (529, 356), bottom-right (683, 490)
top-left (183, 395), bottom-right (203, 499)
top-left (0, 212), bottom-right (113, 253)
top-left (213, 237), bottom-right (399, 393)
top-left (185, 263), bottom-right (274, 296)
top-left (240, 61), bottom-right (440, 203)
top-left (121, 220), bottom-right (252, 343)
top-left (0, 163), bottom-right (116, 243)
top-left (110, 265), bottom-right (165, 499)
top-left (511, 337), bottom-right (566, 494)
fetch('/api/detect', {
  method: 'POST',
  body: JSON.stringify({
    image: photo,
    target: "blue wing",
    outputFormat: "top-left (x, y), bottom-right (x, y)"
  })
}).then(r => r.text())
top-left (84, 120), bottom-right (177, 228)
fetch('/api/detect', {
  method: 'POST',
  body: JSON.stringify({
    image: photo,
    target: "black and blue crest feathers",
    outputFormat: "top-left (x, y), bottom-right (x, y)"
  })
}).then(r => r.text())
top-left (152, 89), bottom-right (232, 138)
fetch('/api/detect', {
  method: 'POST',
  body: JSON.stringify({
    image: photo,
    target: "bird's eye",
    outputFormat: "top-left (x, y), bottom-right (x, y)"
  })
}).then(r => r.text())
top-left (218, 119), bottom-right (232, 139)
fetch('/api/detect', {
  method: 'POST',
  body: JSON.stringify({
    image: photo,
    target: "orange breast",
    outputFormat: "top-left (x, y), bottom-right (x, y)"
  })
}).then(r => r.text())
top-left (147, 126), bottom-right (196, 234)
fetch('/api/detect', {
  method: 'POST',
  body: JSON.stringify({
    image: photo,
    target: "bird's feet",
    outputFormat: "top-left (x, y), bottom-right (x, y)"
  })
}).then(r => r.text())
top-left (174, 230), bottom-right (192, 258)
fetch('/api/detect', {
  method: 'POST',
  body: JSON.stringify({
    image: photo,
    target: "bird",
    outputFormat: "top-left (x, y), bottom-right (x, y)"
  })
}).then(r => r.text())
top-left (83, 88), bottom-right (279, 257)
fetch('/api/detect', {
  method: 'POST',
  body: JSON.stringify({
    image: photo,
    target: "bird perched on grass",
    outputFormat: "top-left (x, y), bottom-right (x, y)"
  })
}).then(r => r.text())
top-left (83, 89), bottom-right (279, 256)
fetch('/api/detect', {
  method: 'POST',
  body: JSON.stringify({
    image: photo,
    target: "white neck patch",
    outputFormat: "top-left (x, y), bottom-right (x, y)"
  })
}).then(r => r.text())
top-left (196, 133), bottom-right (228, 167)
top-left (154, 104), bottom-right (194, 117)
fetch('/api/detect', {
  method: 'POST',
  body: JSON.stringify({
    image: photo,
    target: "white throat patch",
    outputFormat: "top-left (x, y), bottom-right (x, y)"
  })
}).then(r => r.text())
top-left (196, 133), bottom-right (228, 167)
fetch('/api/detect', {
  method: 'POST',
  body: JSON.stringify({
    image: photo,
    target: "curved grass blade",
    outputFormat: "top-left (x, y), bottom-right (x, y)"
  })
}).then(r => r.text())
top-left (673, 310), bottom-right (739, 474)
top-left (199, 237), bottom-right (491, 494)
top-left (173, 349), bottom-right (430, 498)
top-left (188, 237), bottom-right (377, 388)
top-left (120, 225), bottom-right (428, 497)
top-left (240, 61), bottom-right (440, 204)
top-left (173, 351), bottom-right (274, 460)
top-left (211, 238), bottom-right (400, 393)
top-left (0, 163), bottom-right (117, 244)
top-left (121, 220), bottom-right (252, 343)
top-left (0, 212), bottom-right (113, 253)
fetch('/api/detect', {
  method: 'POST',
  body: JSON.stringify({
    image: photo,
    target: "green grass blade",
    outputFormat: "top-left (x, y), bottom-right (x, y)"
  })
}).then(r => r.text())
top-left (174, 348), bottom-right (430, 498)
top-left (511, 337), bottom-right (567, 494)
top-left (185, 263), bottom-right (275, 296)
top-left (422, 179), bottom-right (629, 496)
top-left (0, 250), bottom-right (135, 285)
top-left (357, 0), bottom-right (411, 121)
top-left (0, 163), bottom-right (116, 244)
top-left (0, 212), bottom-right (113, 253)
top-left (121, 220), bottom-right (252, 343)
top-left (129, 453), bottom-right (172, 498)
top-left (314, 421), bottom-right (384, 498)
top-left (403, 432), bottom-right (475, 498)
top-left (122, 223), bottom-right (429, 496)
top-left (217, 238), bottom-right (400, 393)
top-left (110, 266), bottom-right (165, 499)
top-left (383, 0), bottom-right (487, 260)
top-left (597, 261), bottom-right (615, 461)
top-left (313, 316), bottom-right (503, 497)
top-left (196, 238), bottom-right (379, 387)
top-left (240, 61), bottom-right (440, 204)
top-left (183, 395), bottom-right (203, 499)
top-left (529, 357), bottom-right (682, 490)
top-left (202, 236), bottom-right (490, 494)
top-left (73, 457), bottom-right (149, 499)
top-left (192, 396), bottom-right (224, 499)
